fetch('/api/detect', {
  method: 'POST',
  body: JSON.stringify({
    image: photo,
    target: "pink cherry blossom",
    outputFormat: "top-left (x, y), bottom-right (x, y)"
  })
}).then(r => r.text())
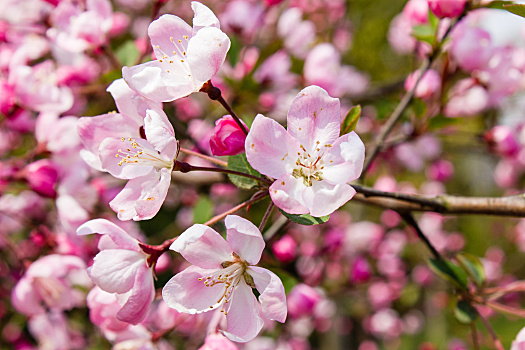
top-left (209, 115), bottom-right (247, 156)
top-left (122, 2), bottom-right (231, 102)
top-left (404, 69), bottom-right (441, 99)
top-left (77, 219), bottom-right (155, 324)
top-left (277, 8), bottom-right (315, 58)
top-left (245, 86), bottom-right (365, 217)
top-left (162, 215), bottom-right (287, 343)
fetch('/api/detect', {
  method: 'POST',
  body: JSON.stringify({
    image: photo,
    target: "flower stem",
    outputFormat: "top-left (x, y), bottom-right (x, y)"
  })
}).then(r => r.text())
top-left (139, 237), bottom-right (177, 268)
top-left (174, 161), bottom-right (273, 185)
top-left (179, 147), bottom-right (228, 167)
top-left (259, 202), bottom-right (275, 232)
top-left (200, 81), bottom-right (249, 135)
top-left (398, 211), bottom-right (442, 260)
top-left (471, 323), bottom-right (480, 350)
top-left (204, 193), bottom-right (268, 226)
top-left (477, 309), bottom-right (505, 350)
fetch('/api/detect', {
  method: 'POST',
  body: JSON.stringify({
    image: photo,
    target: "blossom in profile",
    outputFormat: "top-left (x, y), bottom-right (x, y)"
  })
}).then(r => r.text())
top-left (162, 215), bottom-right (287, 342)
top-left (123, 2), bottom-right (230, 102)
top-left (77, 219), bottom-right (155, 324)
top-left (209, 115), bottom-right (247, 156)
top-left (245, 85), bottom-right (365, 217)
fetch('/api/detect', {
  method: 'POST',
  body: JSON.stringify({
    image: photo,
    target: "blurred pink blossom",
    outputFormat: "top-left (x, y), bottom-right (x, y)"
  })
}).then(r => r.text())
top-left (404, 69), bottom-right (441, 99)
top-left (428, 0), bottom-right (466, 18)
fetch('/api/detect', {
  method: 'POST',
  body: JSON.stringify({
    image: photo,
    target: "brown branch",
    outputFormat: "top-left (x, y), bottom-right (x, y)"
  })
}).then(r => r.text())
top-left (351, 184), bottom-right (525, 217)
top-left (203, 192), bottom-right (268, 227)
top-left (179, 147), bottom-right (228, 167)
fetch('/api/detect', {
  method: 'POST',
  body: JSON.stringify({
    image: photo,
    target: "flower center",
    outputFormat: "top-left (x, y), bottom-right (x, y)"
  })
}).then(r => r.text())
top-left (155, 35), bottom-right (195, 86)
top-left (115, 137), bottom-right (174, 170)
top-left (198, 253), bottom-right (254, 315)
top-left (292, 144), bottom-right (326, 187)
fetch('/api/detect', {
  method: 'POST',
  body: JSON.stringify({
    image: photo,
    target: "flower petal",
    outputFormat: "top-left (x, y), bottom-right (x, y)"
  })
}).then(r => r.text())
top-left (225, 215), bottom-right (264, 265)
top-left (269, 174), bottom-right (308, 214)
top-left (162, 265), bottom-right (225, 313)
top-left (106, 79), bottom-right (150, 126)
top-left (191, 1), bottom-right (221, 32)
top-left (144, 108), bottom-right (177, 158)
top-left (222, 281), bottom-right (263, 343)
top-left (170, 224), bottom-right (233, 269)
top-left (245, 114), bottom-right (301, 179)
top-left (248, 266), bottom-right (287, 323)
top-left (122, 60), bottom-right (194, 102)
top-left (133, 168), bottom-right (171, 221)
top-left (99, 138), bottom-right (153, 179)
top-left (302, 181), bottom-right (356, 217)
top-left (287, 86), bottom-right (341, 152)
top-left (148, 14), bottom-right (192, 61)
top-left (109, 175), bottom-right (148, 221)
top-left (321, 131), bottom-right (365, 185)
top-left (116, 264), bottom-right (155, 324)
top-left (186, 26), bottom-right (230, 88)
top-left (77, 218), bottom-right (140, 252)
top-left (89, 249), bottom-right (146, 294)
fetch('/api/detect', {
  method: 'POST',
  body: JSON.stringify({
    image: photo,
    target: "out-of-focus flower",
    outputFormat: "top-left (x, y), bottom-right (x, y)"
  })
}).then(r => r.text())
top-left (485, 125), bottom-right (520, 157)
top-left (287, 284), bottom-right (322, 319)
top-left (11, 254), bottom-right (90, 316)
top-left (220, 0), bottom-right (264, 41)
top-left (123, 2), bottom-right (230, 102)
top-left (209, 115), bottom-right (247, 156)
top-left (77, 219), bottom-right (155, 324)
top-left (163, 215), bottom-right (287, 342)
top-left (246, 86), bottom-right (365, 217)
top-left (199, 333), bottom-right (239, 350)
top-left (444, 78), bottom-right (489, 118)
top-left (24, 159), bottom-right (60, 198)
top-left (404, 69), bottom-right (441, 99)
top-left (277, 8), bottom-right (315, 58)
top-left (272, 234), bottom-right (297, 263)
top-left (428, 0), bottom-right (466, 18)
top-left (304, 43), bottom-right (369, 98)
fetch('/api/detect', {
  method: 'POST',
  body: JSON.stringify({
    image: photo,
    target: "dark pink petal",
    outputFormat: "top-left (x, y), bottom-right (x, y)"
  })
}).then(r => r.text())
top-left (248, 266), bottom-right (287, 323)
top-left (302, 181), bottom-right (356, 217)
top-left (222, 282), bottom-right (263, 342)
top-left (122, 60), bottom-right (195, 102)
top-left (116, 264), bottom-right (155, 324)
top-left (77, 218), bottom-right (141, 251)
top-left (225, 215), bottom-right (264, 265)
top-left (321, 131), bottom-right (365, 185)
top-left (245, 114), bottom-right (300, 179)
top-left (287, 86), bottom-right (340, 152)
top-left (186, 26), bottom-right (231, 88)
top-left (162, 265), bottom-right (226, 313)
top-left (170, 224), bottom-right (232, 269)
top-left (148, 14), bottom-right (192, 61)
top-left (269, 174), bottom-right (308, 214)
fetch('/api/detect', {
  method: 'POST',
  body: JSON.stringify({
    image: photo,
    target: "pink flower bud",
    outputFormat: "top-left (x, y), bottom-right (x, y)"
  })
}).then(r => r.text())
top-left (428, 0), bottom-right (466, 18)
top-left (0, 82), bottom-right (16, 116)
top-left (404, 69), bottom-right (441, 99)
top-left (350, 256), bottom-right (371, 283)
top-left (272, 234), bottom-right (297, 263)
top-left (287, 284), bottom-right (322, 318)
top-left (265, 0), bottom-right (284, 5)
top-left (403, 0), bottom-right (429, 25)
top-left (24, 159), bottom-right (59, 198)
top-left (484, 125), bottom-right (520, 157)
top-left (209, 115), bottom-right (247, 156)
top-left (426, 160), bottom-right (454, 182)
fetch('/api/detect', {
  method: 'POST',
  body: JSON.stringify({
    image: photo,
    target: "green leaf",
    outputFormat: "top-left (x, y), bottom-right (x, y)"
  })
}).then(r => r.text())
top-left (428, 258), bottom-right (469, 290)
top-left (485, 1), bottom-right (513, 9)
top-left (456, 252), bottom-right (486, 288)
top-left (227, 153), bottom-right (262, 190)
top-left (412, 25), bottom-right (436, 46)
top-left (428, 115), bottom-right (461, 130)
top-left (428, 9), bottom-right (439, 31)
top-left (504, 4), bottom-right (525, 18)
top-left (454, 300), bottom-right (478, 324)
top-left (279, 209), bottom-right (329, 225)
top-left (115, 40), bottom-right (139, 67)
top-left (340, 105), bottom-right (362, 136)
top-left (193, 196), bottom-right (213, 224)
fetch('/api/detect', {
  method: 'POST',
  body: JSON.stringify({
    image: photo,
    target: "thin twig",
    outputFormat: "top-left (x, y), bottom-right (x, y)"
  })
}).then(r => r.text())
top-left (471, 323), bottom-right (480, 350)
top-left (477, 309), bottom-right (505, 350)
top-left (204, 195), bottom-right (267, 226)
top-left (259, 202), bottom-right (275, 232)
top-left (398, 211), bottom-right (442, 260)
top-left (179, 147), bottom-right (228, 167)
top-left (175, 161), bottom-right (272, 185)
top-left (101, 44), bottom-right (122, 71)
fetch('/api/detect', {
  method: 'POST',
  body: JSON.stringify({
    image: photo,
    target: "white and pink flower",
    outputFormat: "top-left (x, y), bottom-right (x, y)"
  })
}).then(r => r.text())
top-left (123, 2), bottom-right (230, 102)
top-left (162, 215), bottom-right (287, 342)
top-left (245, 86), bottom-right (365, 217)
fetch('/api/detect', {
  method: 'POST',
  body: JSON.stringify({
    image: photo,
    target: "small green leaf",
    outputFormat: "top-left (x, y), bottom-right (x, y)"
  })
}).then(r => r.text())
top-left (340, 105), bottom-right (361, 136)
top-left (279, 209), bottom-right (329, 225)
top-left (428, 115), bottom-right (461, 130)
top-left (115, 40), bottom-right (140, 67)
top-left (456, 252), bottom-right (486, 288)
top-left (193, 196), bottom-right (213, 224)
top-left (428, 9), bottom-right (439, 31)
top-left (504, 3), bottom-right (525, 18)
top-left (412, 25), bottom-right (436, 46)
top-left (428, 258), bottom-right (469, 290)
top-left (227, 153), bottom-right (262, 190)
top-left (485, 1), bottom-right (513, 10)
top-left (101, 69), bottom-right (122, 84)
top-left (454, 300), bottom-right (478, 324)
